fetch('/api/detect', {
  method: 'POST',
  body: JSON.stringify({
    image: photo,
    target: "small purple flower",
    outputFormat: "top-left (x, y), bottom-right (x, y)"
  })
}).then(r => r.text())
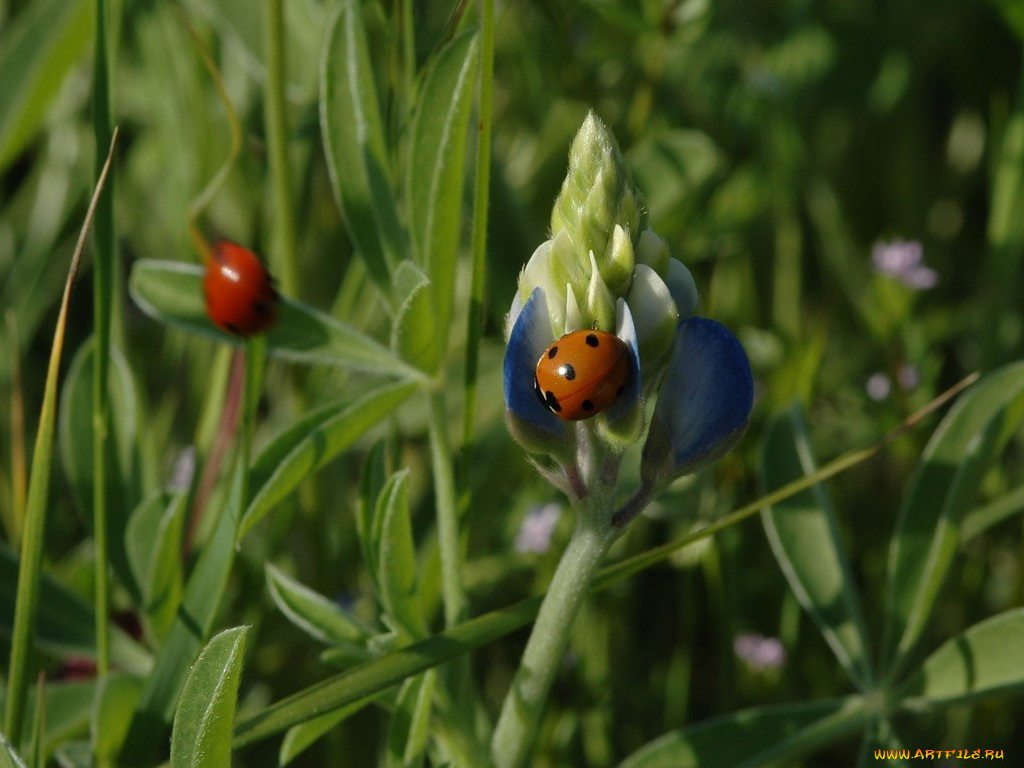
top-left (734, 632), bottom-right (786, 672)
top-left (866, 372), bottom-right (891, 401)
top-left (871, 240), bottom-right (938, 290)
top-left (897, 363), bottom-right (920, 391)
top-left (515, 503), bottom-right (562, 553)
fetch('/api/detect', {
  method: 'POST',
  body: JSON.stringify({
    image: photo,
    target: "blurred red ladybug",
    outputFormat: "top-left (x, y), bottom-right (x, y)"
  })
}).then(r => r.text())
top-left (534, 329), bottom-right (630, 420)
top-left (203, 241), bottom-right (278, 337)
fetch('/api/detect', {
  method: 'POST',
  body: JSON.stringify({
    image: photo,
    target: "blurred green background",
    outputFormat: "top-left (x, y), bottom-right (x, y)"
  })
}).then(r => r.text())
top-left (1, 0), bottom-right (1023, 765)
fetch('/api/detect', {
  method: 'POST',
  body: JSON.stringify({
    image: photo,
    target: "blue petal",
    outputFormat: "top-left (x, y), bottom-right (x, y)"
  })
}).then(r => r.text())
top-left (641, 317), bottom-right (753, 484)
top-left (503, 288), bottom-right (571, 444)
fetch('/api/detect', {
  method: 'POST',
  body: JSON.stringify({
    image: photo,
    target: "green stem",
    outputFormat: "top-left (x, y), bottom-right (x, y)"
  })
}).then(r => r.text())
top-left (428, 392), bottom-right (468, 626)
top-left (264, 0), bottom-right (300, 298)
top-left (459, 0), bottom-right (495, 496)
top-left (92, 0), bottom-right (114, 687)
top-left (491, 516), bottom-right (616, 768)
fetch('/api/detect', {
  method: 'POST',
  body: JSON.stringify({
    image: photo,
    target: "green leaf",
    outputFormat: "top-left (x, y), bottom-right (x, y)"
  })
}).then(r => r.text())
top-left (240, 381), bottom-right (418, 539)
top-left (617, 697), bottom-right (870, 768)
top-left (59, 339), bottom-right (141, 597)
top-left (960, 481), bottom-right (1024, 543)
top-left (357, 441), bottom-right (392, 597)
top-left (126, 490), bottom-right (188, 642)
top-left (128, 260), bottom-right (421, 379)
top-left (0, 544), bottom-right (151, 674)
top-left (265, 563), bottom-right (371, 651)
top-left (278, 695), bottom-right (383, 766)
top-left (391, 262), bottom-right (439, 372)
top-left (0, 732), bottom-right (28, 768)
top-left (894, 608), bottom-right (1024, 708)
top-left (405, 29), bottom-right (480, 362)
top-left (233, 596), bottom-right (543, 748)
top-left (386, 670), bottom-right (436, 768)
top-left (0, 0), bottom-right (93, 171)
top-left (760, 403), bottom-right (872, 690)
top-left (0, 678), bottom-right (97, 758)
top-left (92, 674), bottom-right (143, 763)
top-left (376, 470), bottom-right (427, 640)
top-left (171, 626), bottom-right (249, 768)
top-left (121, 462), bottom-right (245, 762)
top-left (319, 0), bottom-right (405, 291)
top-left (883, 362), bottom-right (1024, 676)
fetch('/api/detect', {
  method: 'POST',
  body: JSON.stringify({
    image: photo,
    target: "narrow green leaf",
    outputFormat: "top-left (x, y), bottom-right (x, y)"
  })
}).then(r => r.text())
top-left (232, 596), bottom-right (542, 748)
top-left (883, 362), bottom-right (1024, 676)
top-left (376, 471), bottom-right (427, 640)
top-left (0, 678), bottom-right (97, 757)
top-left (0, 732), bottom-right (28, 768)
top-left (171, 626), bottom-right (249, 768)
top-left (121, 462), bottom-right (245, 761)
top-left (319, 0), bottom-right (405, 291)
top-left (357, 441), bottom-right (391, 597)
top-left (760, 403), bottom-right (872, 690)
top-left (0, 545), bottom-right (150, 675)
top-left (59, 340), bottom-right (140, 599)
top-left (0, 0), bottom-right (93, 171)
top-left (52, 741), bottom-right (89, 768)
top-left (240, 381), bottom-right (418, 539)
top-left (279, 695), bottom-right (382, 766)
top-left (391, 263), bottom-right (439, 372)
top-left (960, 482), bottom-right (1024, 543)
top-left (405, 29), bottom-right (480, 360)
top-left (265, 563), bottom-right (371, 650)
top-left (91, 675), bottom-right (143, 763)
top-left (126, 490), bottom-right (188, 642)
top-left (617, 697), bottom-right (870, 768)
top-left (386, 670), bottom-right (436, 768)
top-left (894, 608), bottom-right (1024, 708)
top-left (4, 133), bottom-right (115, 741)
top-left (129, 260), bottom-right (421, 379)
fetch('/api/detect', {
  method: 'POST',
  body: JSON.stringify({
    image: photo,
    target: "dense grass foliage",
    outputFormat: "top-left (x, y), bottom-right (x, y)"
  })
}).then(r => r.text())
top-left (1, 0), bottom-right (1023, 766)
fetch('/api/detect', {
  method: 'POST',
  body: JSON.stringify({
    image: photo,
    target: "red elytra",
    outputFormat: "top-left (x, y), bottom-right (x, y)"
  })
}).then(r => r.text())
top-left (203, 241), bottom-right (278, 337)
top-left (534, 329), bottom-right (630, 421)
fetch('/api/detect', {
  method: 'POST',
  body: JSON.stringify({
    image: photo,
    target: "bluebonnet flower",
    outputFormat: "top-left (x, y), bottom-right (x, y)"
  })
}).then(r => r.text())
top-left (502, 112), bottom-right (753, 526)
top-left (871, 240), bottom-right (937, 290)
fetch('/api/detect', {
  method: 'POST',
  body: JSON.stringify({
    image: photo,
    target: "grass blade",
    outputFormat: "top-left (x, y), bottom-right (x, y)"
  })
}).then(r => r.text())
top-left (3, 127), bottom-right (117, 744)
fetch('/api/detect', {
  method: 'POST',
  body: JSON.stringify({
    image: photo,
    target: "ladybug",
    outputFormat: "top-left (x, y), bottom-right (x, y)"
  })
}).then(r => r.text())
top-left (534, 329), bottom-right (630, 421)
top-left (203, 241), bottom-right (278, 337)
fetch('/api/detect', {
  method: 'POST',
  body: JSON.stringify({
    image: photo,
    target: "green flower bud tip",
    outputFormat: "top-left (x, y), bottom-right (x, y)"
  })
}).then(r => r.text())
top-left (550, 112), bottom-right (640, 281)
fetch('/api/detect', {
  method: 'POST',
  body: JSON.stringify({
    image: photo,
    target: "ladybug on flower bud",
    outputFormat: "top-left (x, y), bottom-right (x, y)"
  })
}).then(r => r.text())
top-left (203, 241), bottom-right (278, 337)
top-left (534, 330), bottom-right (630, 421)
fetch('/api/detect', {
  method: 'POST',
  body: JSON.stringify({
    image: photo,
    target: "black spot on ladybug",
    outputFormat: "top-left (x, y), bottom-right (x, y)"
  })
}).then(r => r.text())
top-left (534, 379), bottom-right (547, 406)
top-left (582, 399), bottom-right (594, 412)
top-left (585, 333), bottom-right (599, 347)
top-left (547, 346), bottom-right (559, 359)
top-left (253, 300), bottom-right (272, 315)
top-left (544, 391), bottom-right (562, 412)
top-left (558, 363), bottom-right (576, 381)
